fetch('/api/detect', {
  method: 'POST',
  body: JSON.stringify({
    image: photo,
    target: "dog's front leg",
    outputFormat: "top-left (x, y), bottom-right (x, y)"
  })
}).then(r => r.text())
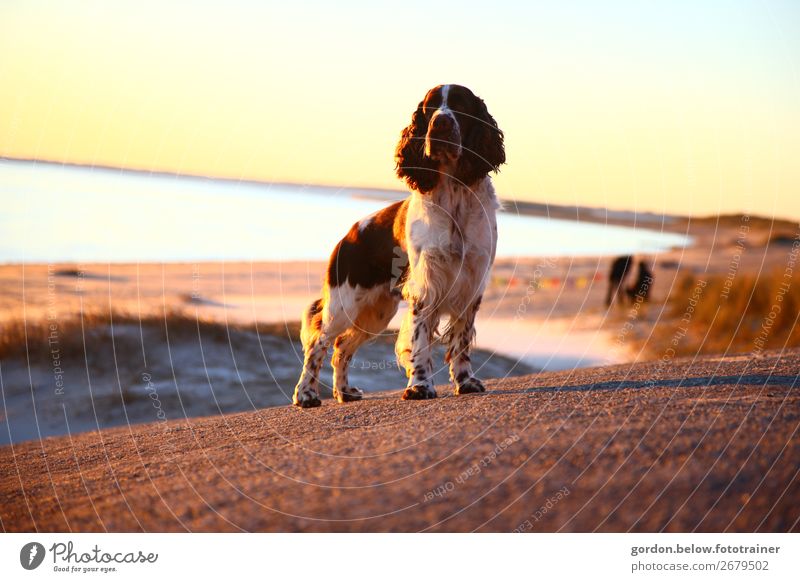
top-left (446, 297), bottom-right (486, 395)
top-left (401, 298), bottom-right (438, 400)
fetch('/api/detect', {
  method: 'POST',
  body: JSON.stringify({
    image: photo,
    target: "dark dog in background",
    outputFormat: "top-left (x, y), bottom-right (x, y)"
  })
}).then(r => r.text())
top-left (606, 256), bottom-right (654, 308)
top-left (625, 260), bottom-right (654, 304)
top-left (606, 255), bottom-right (633, 308)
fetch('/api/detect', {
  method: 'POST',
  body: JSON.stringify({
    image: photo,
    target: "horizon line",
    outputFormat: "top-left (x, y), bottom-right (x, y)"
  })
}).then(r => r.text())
top-left (4, 155), bottom-right (792, 224)
top-left (0, 154), bottom-right (668, 217)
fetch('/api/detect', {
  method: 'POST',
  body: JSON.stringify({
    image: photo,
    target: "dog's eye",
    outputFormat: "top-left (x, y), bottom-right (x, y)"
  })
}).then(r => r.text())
top-left (449, 97), bottom-right (468, 115)
top-left (424, 102), bottom-right (440, 115)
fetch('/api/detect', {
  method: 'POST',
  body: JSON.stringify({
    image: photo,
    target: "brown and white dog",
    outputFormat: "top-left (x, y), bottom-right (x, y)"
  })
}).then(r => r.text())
top-left (293, 84), bottom-right (505, 407)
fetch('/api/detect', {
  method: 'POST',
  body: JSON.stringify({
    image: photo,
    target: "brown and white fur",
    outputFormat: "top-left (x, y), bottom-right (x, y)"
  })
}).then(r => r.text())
top-left (293, 84), bottom-right (505, 407)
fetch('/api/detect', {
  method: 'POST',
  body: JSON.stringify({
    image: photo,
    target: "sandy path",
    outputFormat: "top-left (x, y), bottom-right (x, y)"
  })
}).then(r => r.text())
top-left (1, 349), bottom-right (797, 532)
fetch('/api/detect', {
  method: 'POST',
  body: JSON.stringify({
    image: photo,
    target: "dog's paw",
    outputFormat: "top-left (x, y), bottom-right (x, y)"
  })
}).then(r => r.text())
top-left (293, 389), bottom-right (322, 408)
top-left (455, 377), bottom-right (486, 395)
top-left (402, 384), bottom-right (437, 400)
top-left (334, 386), bottom-right (364, 403)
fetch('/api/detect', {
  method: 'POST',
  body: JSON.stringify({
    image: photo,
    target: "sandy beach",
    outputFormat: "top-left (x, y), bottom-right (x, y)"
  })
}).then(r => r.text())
top-left (1, 349), bottom-right (797, 532)
top-left (1, 214), bottom-right (796, 445)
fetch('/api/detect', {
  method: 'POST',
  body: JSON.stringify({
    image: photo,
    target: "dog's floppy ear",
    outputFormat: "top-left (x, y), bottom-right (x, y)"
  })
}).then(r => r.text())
top-left (456, 98), bottom-right (505, 187)
top-left (395, 101), bottom-right (439, 193)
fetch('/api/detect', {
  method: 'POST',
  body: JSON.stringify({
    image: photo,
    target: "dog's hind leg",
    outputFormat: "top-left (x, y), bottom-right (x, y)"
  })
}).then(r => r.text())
top-left (331, 330), bottom-right (368, 403)
top-left (332, 290), bottom-right (399, 403)
top-left (293, 299), bottom-right (327, 407)
top-left (395, 308), bottom-right (414, 376)
top-left (293, 293), bottom-right (350, 408)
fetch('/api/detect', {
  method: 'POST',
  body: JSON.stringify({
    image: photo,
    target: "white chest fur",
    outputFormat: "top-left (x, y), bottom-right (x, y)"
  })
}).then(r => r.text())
top-left (403, 177), bottom-right (499, 312)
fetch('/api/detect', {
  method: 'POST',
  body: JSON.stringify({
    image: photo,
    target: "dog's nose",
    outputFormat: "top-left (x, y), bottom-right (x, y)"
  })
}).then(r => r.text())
top-left (425, 112), bottom-right (461, 158)
top-left (429, 112), bottom-right (455, 134)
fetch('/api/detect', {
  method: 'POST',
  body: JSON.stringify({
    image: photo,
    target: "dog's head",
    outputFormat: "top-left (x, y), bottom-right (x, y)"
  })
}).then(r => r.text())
top-left (395, 84), bottom-right (505, 193)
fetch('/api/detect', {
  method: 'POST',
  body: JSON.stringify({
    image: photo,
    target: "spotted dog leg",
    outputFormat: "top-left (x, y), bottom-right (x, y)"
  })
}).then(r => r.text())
top-left (446, 298), bottom-right (486, 395)
top-left (293, 332), bottom-right (331, 408)
top-left (401, 299), bottom-right (438, 400)
top-left (331, 331), bottom-right (368, 403)
top-left (293, 300), bottom-right (326, 407)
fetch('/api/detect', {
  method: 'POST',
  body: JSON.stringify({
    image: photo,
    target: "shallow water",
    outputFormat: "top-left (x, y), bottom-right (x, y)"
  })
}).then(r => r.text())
top-left (1, 160), bottom-right (690, 263)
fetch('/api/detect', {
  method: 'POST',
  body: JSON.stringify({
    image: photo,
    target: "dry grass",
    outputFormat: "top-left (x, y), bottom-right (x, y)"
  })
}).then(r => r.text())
top-left (688, 213), bottom-right (797, 231)
top-left (0, 310), bottom-right (301, 362)
top-left (642, 269), bottom-right (800, 357)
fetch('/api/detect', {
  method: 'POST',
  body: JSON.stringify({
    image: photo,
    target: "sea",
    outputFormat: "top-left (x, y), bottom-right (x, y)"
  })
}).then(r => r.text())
top-left (0, 160), bottom-right (689, 263)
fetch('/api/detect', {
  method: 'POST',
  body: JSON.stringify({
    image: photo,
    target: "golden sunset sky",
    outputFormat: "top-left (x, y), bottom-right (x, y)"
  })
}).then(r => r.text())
top-left (1, 1), bottom-right (799, 218)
